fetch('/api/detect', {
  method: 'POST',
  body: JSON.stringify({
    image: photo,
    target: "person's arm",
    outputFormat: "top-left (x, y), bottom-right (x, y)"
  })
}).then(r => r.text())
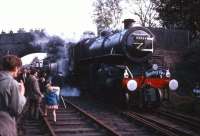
top-left (18, 94), bottom-right (26, 113)
top-left (51, 86), bottom-right (60, 91)
top-left (18, 80), bottom-right (25, 96)
top-left (9, 80), bottom-right (26, 116)
top-left (33, 78), bottom-right (43, 97)
top-left (51, 86), bottom-right (60, 96)
top-left (18, 80), bottom-right (26, 113)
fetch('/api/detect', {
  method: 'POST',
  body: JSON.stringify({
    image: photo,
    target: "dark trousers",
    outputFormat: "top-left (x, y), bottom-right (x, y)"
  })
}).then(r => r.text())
top-left (28, 98), bottom-right (41, 119)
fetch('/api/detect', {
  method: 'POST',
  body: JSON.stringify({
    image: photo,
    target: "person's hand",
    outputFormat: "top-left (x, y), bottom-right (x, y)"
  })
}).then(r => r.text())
top-left (41, 94), bottom-right (44, 98)
top-left (52, 86), bottom-right (60, 91)
top-left (19, 80), bottom-right (25, 96)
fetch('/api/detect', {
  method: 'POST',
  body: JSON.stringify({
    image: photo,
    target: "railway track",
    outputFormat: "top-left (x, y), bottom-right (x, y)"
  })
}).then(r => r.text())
top-left (65, 96), bottom-right (160, 136)
top-left (18, 96), bottom-right (200, 136)
top-left (65, 96), bottom-right (200, 136)
top-left (18, 105), bottom-right (120, 136)
top-left (44, 105), bottom-right (118, 136)
top-left (157, 109), bottom-right (200, 130)
top-left (122, 111), bottom-right (199, 136)
top-left (17, 109), bottom-right (52, 136)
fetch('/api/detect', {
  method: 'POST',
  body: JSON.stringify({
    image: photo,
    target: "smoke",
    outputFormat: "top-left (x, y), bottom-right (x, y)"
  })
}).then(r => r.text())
top-left (60, 86), bottom-right (81, 97)
top-left (30, 30), bottom-right (71, 54)
top-left (29, 30), bottom-right (73, 76)
top-left (30, 30), bottom-right (50, 51)
top-left (46, 36), bottom-right (66, 58)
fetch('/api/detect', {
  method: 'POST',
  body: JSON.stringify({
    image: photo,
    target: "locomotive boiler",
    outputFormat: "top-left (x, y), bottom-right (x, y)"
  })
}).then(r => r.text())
top-left (68, 19), bottom-right (178, 108)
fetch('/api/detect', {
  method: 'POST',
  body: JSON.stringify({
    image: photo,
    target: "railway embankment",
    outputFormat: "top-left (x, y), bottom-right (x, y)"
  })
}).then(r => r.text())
top-left (162, 92), bottom-right (200, 117)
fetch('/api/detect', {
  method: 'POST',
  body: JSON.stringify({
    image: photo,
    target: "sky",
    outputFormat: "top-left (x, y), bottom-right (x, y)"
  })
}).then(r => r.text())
top-left (0, 0), bottom-right (97, 39)
top-left (0, 0), bottom-right (140, 40)
top-left (21, 53), bottom-right (47, 65)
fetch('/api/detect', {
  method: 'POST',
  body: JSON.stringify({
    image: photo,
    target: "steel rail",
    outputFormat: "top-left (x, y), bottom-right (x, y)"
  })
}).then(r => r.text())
top-left (159, 109), bottom-right (200, 128)
top-left (64, 99), bottom-right (122, 136)
top-left (39, 108), bottom-right (57, 136)
top-left (122, 111), bottom-right (178, 136)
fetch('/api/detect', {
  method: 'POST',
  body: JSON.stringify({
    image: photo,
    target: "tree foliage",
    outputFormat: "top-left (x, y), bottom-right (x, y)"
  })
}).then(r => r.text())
top-left (81, 31), bottom-right (95, 39)
top-left (175, 45), bottom-right (200, 93)
top-left (126, 0), bottom-right (159, 27)
top-left (93, 0), bottom-right (123, 33)
top-left (152, 0), bottom-right (200, 39)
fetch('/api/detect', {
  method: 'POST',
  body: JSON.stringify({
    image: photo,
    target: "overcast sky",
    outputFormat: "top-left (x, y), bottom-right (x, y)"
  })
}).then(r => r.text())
top-left (0, 0), bottom-right (139, 40)
top-left (0, 0), bottom-right (98, 39)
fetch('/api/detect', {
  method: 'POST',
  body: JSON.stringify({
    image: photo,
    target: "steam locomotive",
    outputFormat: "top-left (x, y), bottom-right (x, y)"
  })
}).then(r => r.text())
top-left (41, 19), bottom-right (178, 108)
top-left (66, 19), bottom-right (178, 108)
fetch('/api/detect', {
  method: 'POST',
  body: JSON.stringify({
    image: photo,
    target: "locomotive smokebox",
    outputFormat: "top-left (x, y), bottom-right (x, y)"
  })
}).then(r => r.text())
top-left (123, 19), bottom-right (135, 29)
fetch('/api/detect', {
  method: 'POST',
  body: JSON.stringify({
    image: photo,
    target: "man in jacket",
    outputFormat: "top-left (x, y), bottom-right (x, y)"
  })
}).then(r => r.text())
top-left (0, 111), bottom-right (17, 136)
top-left (0, 55), bottom-right (26, 119)
top-left (26, 69), bottom-right (43, 119)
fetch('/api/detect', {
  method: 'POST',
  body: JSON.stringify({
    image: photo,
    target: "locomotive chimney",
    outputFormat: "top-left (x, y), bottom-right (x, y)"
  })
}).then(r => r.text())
top-left (123, 19), bottom-right (135, 29)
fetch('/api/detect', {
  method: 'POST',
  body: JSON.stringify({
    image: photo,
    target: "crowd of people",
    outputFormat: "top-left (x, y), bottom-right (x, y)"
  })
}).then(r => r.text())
top-left (0, 54), bottom-right (61, 136)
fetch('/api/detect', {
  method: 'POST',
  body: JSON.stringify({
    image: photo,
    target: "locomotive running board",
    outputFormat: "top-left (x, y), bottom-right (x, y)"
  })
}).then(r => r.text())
top-left (79, 54), bottom-right (126, 64)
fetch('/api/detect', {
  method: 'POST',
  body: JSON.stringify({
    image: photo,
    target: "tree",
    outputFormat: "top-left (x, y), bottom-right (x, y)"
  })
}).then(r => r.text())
top-left (93, 0), bottom-right (123, 34)
top-left (125, 0), bottom-right (159, 27)
top-left (17, 28), bottom-right (26, 33)
top-left (152, 0), bottom-right (200, 39)
top-left (175, 45), bottom-right (200, 93)
top-left (81, 31), bottom-right (96, 39)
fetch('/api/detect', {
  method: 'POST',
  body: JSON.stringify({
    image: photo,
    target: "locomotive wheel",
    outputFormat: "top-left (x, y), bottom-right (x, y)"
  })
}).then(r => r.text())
top-left (138, 89), bottom-right (145, 108)
top-left (141, 85), bottom-right (162, 108)
top-left (160, 88), bottom-right (170, 101)
top-left (125, 93), bottom-right (130, 105)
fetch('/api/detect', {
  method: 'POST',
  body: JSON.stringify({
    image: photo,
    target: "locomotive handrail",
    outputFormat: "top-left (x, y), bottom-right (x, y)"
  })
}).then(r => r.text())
top-left (125, 66), bottom-right (133, 78)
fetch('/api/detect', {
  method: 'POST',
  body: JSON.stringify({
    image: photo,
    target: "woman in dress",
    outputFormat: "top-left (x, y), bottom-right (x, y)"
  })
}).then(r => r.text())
top-left (43, 82), bottom-right (60, 123)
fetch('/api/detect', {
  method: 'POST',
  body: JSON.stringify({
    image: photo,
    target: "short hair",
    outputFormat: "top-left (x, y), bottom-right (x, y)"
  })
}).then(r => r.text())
top-left (30, 68), bottom-right (38, 75)
top-left (1, 55), bottom-right (22, 71)
top-left (0, 112), bottom-right (17, 136)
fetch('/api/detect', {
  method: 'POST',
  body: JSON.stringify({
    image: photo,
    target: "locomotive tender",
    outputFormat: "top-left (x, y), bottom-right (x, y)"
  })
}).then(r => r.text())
top-left (68, 19), bottom-right (178, 107)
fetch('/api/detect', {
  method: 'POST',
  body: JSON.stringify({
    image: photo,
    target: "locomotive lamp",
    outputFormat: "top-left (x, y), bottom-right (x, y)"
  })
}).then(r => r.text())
top-left (166, 69), bottom-right (171, 78)
top-left (152, 64), bottom-right (158, 70)
top-left (169, 79), bottom-right (179, 91)
top-left (127, 79), bottom-right (137, 91)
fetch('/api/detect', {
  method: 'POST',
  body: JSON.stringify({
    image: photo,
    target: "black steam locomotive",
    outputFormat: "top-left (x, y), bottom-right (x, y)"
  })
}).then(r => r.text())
top-left (67, 19), bottom-right (178, 107)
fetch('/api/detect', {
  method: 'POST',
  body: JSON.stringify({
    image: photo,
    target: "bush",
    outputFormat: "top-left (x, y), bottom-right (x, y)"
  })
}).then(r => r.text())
top-left (174, 41), bottom-right (200, 95)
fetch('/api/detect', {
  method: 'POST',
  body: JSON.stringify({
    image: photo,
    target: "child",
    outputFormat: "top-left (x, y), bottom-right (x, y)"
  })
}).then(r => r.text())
top-left (43, 82), bottom-right (60, 123)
